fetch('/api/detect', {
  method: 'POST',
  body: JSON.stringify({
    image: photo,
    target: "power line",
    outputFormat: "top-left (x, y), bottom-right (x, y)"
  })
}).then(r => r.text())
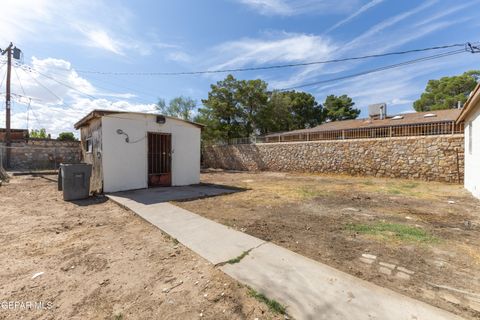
top-left (13, 65), bottom-right (26, 96)
top-left (0, 63), bottom-right (6, 89)
top-left (20, 66), bottom-right (65, 103)
top-left (13, 66), bottom-right (30, 130)
top-left (16, 62), bottom-right (164, 106)
top-left (278, 48), bottom-right (468, 91)
top-left (72, 42), bottom-right (472, 76)
top-left (16, 62), bottom-right (99, 100)
top-left (72, 71), bottom-right (161, 100)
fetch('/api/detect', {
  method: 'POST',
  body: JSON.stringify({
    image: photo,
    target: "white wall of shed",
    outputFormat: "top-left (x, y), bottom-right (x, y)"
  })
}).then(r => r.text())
top-left (464, 103), bottom-right (480, 199)
top-left (101, 113), bottom-right (201, 193)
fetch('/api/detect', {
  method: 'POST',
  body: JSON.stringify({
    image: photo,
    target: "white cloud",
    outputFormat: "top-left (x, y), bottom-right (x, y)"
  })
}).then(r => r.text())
top-left (345, 0), bottom-right (438, 50)
top-left (414, 1), bottom-right (476, 27)
top-left (82, 29), bottom-right (126, 56)
top-left (391, 98), bottom-right (414, 106)
top-left (207, 1), bottom-right (460, 92)
top-left (238, 0), bottom-right (292, 15)
top-left (310, 51), bottom-right (479, 115)
top-left (0, 0), bottom-right (179, 58)
top-left (210, 32), bottom-right (336, 70)
top-left (237, 0), bottom-right (359, 16)
top-left (325, 0), bottom-right (384, 33)
top-left (167, 51), bottom-right (192, 63)
top-left (272, 2), bottom-right (466, 90)
top-left (0, 57), bottom-right (157, 137)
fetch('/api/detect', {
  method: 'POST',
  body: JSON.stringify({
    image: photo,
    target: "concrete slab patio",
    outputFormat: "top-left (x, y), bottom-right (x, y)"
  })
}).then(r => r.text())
top-left (107, 185), bottom-right (263, 265)
top-left (107, 187), bottom-right (462, 320)
top-left (109, 184), bottom-right (241, 204)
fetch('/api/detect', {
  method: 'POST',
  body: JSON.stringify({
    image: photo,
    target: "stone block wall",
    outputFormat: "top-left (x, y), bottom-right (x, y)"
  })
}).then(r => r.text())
top-left (0, 139), bottom-right (82, 170)
top-left (203, 135), bottom-right (464, 183)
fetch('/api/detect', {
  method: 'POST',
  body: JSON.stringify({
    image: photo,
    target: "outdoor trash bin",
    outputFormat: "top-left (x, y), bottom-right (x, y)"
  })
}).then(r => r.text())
top-left (58, 163), bottom-right (92, 201)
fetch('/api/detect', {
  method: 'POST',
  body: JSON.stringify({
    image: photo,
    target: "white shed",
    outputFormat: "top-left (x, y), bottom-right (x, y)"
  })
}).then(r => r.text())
top-left (74, 110), bottom-right (203, 193)
top-left (458, 83), bottom-right (480, 199)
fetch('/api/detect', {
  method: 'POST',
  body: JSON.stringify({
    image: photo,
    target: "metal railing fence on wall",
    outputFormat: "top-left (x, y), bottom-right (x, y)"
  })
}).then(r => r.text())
top-left (0, 145), bottom-right (82, 171)
top-left (207, 121), bottom-right (464, 146)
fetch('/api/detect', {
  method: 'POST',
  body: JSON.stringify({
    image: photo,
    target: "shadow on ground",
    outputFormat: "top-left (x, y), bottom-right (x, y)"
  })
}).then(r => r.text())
top-left (70, 196), bottom-right (109, 206)
top-left (108, 183), bottom-right (247, 205)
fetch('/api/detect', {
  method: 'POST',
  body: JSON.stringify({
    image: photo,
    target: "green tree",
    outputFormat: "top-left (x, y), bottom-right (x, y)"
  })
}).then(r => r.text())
top-left (235, 78), bottom-right (268, 136)
top-left (57, 132), bottom-right (77, 141)
top-left (413, 70), bottom-right (480, 111)
top-left (286, 91), bottom-right (324, 129)
top-left (256, 91), bottom-right (293, 134)
top-left (29, 128), bottom-right (48, 139)
top-left (197, 75), bottom-right (326, 141)
top-left (323, 94), bottom-right (359, 121)
top-left (256, 91), bottom-right (323, 134)
top-left (198, 74), bottom-right (254, 142)
top-left (156, 96), bottom-right (197, 121)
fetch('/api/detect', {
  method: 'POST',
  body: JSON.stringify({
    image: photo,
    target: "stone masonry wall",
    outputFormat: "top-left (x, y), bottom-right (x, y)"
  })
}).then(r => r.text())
top-left (203, 134), bottom-right (465, 183)
top-left (0, 139), bottom-right (82, 170)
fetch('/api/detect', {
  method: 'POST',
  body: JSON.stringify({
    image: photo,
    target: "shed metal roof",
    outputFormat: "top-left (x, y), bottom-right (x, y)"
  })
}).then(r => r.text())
top-left (74, 109), bottom-right (204, 130)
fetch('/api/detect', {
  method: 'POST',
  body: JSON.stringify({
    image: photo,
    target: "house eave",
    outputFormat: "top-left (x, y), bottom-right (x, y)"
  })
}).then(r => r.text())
top-left (457, 83), bottom-right (480, 123)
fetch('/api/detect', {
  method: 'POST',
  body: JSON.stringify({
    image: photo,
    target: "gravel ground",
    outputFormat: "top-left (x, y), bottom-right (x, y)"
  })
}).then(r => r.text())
top-left (0, 175), bottom-right (283, 320)
top-left (177, 170), bottom-right (480, 319)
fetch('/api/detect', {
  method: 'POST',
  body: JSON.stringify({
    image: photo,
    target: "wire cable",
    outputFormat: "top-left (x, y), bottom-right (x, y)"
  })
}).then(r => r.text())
top-left (13, 65), bottom-right (26, 96)
top-left (278, 48), bottom-right (468, 91)
top-left (72, 42), bottom-right (471, 76)
top-left (16, 63), bottom-right (98, 100)
top-left (20, 66), bottom-right (65, 103)
top-left (0, 63), bottom-right (7, 89)
top-left (13, 65), bottom-right (30, 130)
top-left (17, 62), bottom-right (165, 107)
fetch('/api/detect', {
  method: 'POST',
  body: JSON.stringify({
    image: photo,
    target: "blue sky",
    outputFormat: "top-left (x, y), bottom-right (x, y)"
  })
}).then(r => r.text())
top-left (1, 0), bottom-right (480, 136)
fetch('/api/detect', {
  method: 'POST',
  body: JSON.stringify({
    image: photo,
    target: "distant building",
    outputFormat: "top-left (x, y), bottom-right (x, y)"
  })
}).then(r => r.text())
top-left (0, 128), bottom-right (28, 142)
top-left (457, 84), bottom-right (480, 199)
top-left (74, 110), bottom-right (203, 193)
top-left (264, 109), bottom-right (463, 143)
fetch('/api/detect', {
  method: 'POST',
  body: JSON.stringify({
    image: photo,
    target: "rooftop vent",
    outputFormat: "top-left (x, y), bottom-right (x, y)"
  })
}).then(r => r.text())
top-left (423, 113), bottom-right (437, 118)
top-left (368, 103), bottom-right (387, 120)
top-left (391, 115), bottom-right (404, 120)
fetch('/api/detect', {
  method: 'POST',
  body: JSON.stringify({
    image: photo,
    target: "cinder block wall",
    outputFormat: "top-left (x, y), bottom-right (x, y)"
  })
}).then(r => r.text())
top-left (202, 134), bottom-right (465, 183)
top-left (0, 140), bottom-right (82, 170)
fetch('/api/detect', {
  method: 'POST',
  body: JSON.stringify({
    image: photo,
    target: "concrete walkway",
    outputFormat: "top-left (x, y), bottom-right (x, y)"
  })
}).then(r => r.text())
top-left (107, 189), bottom-right (462, 320)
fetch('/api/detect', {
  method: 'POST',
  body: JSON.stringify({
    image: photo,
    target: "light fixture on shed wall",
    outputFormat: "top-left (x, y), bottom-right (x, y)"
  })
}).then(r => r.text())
top-left (116, 129), bottom-right (130, 143)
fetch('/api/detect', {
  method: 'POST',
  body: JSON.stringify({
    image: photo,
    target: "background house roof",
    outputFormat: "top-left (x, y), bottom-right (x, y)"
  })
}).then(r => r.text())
top-left (266, 109), bottom-right (462, 137)
top-left (74, 109), bottom-right (204, 130)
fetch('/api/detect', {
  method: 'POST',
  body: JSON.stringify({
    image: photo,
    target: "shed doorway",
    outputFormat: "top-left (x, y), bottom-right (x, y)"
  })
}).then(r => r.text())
top-left (147, 132), bottom-right (172, 187)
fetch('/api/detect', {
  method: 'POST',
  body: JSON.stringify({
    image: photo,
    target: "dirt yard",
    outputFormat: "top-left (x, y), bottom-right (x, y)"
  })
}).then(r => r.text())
top-left (0, 175), bottom-right (283, 320)
top-left (176, 170), bottom-right (480, 319)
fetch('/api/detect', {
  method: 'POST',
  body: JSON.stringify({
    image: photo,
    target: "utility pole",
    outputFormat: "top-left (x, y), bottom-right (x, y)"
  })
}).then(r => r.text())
top-left (1, 43), bottom-right (20, 169)
top-left (4, 43), bottom-right (12, 168)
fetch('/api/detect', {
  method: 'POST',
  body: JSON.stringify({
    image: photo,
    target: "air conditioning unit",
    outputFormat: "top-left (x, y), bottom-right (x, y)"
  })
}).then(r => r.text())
top-left (368, 103), bottom-right (387, 120)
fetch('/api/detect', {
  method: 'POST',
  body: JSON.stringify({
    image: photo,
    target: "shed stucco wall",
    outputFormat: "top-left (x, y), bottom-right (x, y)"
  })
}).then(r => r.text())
top-left (101, 114), bottom-right (200, 193)
top-left (203, 135), bottom-right (464, 183)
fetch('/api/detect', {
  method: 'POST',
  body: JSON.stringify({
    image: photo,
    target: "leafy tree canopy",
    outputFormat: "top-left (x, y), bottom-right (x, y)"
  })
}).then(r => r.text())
top-left (323, 94), bottom-right (360, 121)
top-left (413, 70), bottom-right (480, 112)
top-left (57, 132), bottom-right (77, 141)
top-left (196, 75), bottom-right (352, 143)
top-left (29, 128), bottom-right (49, 139)
top-left (157, 96), bottom-right (197, 121)
top-left (197, 74), bottom-right (268, 141)
top-left (256, 90), bottom-right (323, 134)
